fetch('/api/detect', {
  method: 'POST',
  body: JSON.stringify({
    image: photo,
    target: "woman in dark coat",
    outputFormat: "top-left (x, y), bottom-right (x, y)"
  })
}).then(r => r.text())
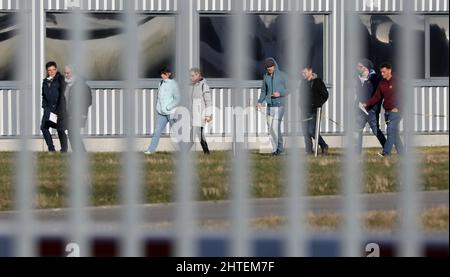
top-left (40, 61), bottom-right (68, 152)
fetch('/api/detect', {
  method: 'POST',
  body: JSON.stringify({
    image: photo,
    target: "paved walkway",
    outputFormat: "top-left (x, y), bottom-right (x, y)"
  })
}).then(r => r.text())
top-left (0, 191), bottom-right (447, 223)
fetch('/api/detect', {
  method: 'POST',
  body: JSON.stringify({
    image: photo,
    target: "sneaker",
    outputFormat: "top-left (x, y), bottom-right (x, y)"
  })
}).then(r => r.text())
top-left (321, 146), bottom-right (329, 156)
top-left (144, 151), bottom-right (154, 155)
top-left (377, 152), bottom-right (388, 157)
top-left (271, 151), bottom-right (279, 156)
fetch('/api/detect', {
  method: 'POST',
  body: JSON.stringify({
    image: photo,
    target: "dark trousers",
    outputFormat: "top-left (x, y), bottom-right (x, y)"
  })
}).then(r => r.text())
top-left (188, 126), bottom-right (210, 154)
top-left (302, 111), bottom-right (328, 154)
top-left (41, 118), bottom-right (68, 152)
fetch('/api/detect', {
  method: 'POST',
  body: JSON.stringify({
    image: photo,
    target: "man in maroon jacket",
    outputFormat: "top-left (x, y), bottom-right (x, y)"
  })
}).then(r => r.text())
top-left (362, 63), bottom-right (404, 157)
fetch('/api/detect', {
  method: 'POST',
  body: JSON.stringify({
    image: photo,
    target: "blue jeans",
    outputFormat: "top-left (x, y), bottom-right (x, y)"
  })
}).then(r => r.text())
top-left (303, 110), bottom-right (328, 154)
top-left (147, 113), bottom-right (176, 153)
top-left (356, 109), bottom-right (386, 153)
top-left (383, 111), bottom-right (404, 155)
top-left (266, 106), bottom-right (285, 153)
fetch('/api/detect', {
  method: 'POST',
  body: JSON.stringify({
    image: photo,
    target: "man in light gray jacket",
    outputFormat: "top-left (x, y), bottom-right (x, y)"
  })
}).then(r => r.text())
top-left (187, 68), bottom-right (212, 154)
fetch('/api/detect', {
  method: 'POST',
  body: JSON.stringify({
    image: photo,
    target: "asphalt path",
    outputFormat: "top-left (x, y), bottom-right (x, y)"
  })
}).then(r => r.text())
top-left (0, 191), bottom-right (447, 224)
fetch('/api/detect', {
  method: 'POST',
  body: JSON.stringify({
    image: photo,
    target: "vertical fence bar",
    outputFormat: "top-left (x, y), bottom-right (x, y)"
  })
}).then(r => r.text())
top-left (332, 0), bottom-right (338, 133)
top-left (314, 107), bottom-right (321, 157)
top-left (444, 87), bottom-right (448, 132)
top-left (229, 0), bottom-right (251, 257)
top-left (0, 91), bottom-right (3, 136)
top-left (65, 5), bottom-right (90, 257)
top-left (174, 0), bottom-right (197, 257)
top-left (120, 0), bottom-right (142, 257)
top-left (15, 0), bottom-right (35, 257)
top-left (398, 0), bottom-right (421, 257)
top-left (342, 0), bottom-right (363, 257)
top-left (284, 0), bottom-right (308, 257)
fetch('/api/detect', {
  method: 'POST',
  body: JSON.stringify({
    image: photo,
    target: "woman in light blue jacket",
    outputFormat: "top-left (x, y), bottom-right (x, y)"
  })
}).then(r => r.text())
top-left (145, 67), bottom-right (180, 154)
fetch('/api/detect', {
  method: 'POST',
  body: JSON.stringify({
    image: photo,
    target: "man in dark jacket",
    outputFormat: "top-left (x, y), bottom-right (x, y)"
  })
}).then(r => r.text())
top-left (256, 58), bottom-right (288, 156)
top-left (355, 59), bottom-right (386, 153)
top-left (63, 65), bottom-right (92, 152)
top-left (41, 61), bottom-right (68, 152)
top-left (300, 65), bottom-right (329, 155)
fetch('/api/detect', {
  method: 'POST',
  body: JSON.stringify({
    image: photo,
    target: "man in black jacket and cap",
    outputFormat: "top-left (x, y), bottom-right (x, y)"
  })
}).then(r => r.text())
top-left (300, 65), bottom-right (329, 155)
top-left (41, 61), bottom-right (68, 152)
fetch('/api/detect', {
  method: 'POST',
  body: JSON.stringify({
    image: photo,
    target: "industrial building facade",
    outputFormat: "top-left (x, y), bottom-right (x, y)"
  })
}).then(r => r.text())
top-left (0, 0), bottom-right (448, 148)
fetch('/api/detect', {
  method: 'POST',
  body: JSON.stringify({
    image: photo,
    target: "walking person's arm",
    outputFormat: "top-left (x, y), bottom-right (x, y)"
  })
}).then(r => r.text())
top-left (319, 78), bottom-right (327, 94)
top-left (83, 82), bottom-right (92, 117)
top-left (57, 76), bottom-right (66, 116)
top-left (41, 82), bottom-right (48, 109)
top-left (257, 77), bottom-right (266, 110)
top-left (275, 72), bottom-right (288, 97)
top-left (363, 86), bottom-right (382, 108)
top-left (203, 83), bottom-right (213, 122)
top-left (167, 81), bottom-right (180, 111)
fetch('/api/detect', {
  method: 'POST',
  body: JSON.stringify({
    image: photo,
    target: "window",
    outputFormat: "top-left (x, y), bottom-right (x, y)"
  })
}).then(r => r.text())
top-left (0, 13), bottom-right (17, 81)
top-left (45, 13), bottom-right (175, 80)
top-left (359, 14), bottom-right (449, 79)
top-left (200, 14), bottom-right (326, 80)
top-left (199, 16), bottom-right (230, 78)
top-left (359, 14), bottom-right (425, 79)
top-left (429, 16), bottom-right (449, 77)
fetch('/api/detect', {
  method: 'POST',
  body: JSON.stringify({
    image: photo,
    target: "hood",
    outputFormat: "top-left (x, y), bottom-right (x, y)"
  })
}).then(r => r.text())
top-left (300, 73), bottom-right (318, 85)
top-left (192, 77), bottom-right (206, 85)
top-left (265, 57), bottom-right (280, 74)
top-left (368, 69), bottom-right (377, 77)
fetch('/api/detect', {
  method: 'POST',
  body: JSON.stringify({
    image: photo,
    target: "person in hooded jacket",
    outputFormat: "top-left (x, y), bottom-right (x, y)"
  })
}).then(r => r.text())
top-left (256, 58), bottom-right (288, 156)
top-left (355, 59), bottom-right (386, 153)
top-left (41, 61), bottom-right (68, 153)
top-left (144, 67), bottom-right (180, 154)
top-left (187, 67), bottom-right (212, 154)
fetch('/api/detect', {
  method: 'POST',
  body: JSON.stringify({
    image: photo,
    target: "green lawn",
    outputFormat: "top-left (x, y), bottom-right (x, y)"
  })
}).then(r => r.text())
top-left (0, 147), bottom-right (448, 211)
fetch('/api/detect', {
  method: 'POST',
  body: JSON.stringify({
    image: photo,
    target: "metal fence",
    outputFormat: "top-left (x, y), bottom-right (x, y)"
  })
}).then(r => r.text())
top-left (0, 0), bottom-right (448, 257)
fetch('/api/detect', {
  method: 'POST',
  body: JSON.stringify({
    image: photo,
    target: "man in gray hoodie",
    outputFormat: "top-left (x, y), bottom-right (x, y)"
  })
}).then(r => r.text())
top-left (256, 58), bottom-right (288, 156)
top-left (187, 68), bottom-right (212, 154)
